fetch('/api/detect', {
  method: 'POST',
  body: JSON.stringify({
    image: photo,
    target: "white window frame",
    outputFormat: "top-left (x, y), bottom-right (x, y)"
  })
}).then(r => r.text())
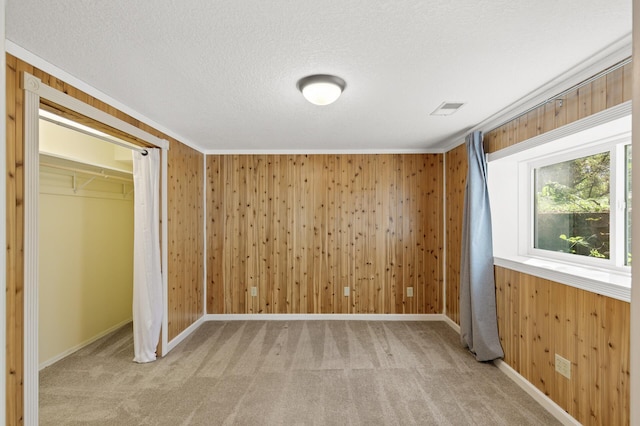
top-left (487, 101), bottom-right (632, 303)
top-left (522, 135), bottom-right (631, 273)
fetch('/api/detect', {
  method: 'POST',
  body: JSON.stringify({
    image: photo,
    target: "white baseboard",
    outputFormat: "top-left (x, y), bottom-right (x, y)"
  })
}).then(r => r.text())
top-left (442, 316), bottom-right (579, 425)
top-left (39, 318), bottom-right (132, 370)
top-left (203, 313), bottom-right (446, 321)
top-left (493, 360), bottom-right (581, 426)
top-left (166, 315), bottom-right (205, 353)
top-left (442, 314), bottom-right (461, 333)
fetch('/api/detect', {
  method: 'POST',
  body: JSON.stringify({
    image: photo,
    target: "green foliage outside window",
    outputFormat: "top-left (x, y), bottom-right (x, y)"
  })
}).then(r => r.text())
top-left (535, 152), bottom-right (610, 259)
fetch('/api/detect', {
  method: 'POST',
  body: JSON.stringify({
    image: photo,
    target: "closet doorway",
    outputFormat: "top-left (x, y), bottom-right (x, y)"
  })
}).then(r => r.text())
top-left (21, 71), bottom-right (170, 425)
top-left (38, 110), bottom-right (136, 370)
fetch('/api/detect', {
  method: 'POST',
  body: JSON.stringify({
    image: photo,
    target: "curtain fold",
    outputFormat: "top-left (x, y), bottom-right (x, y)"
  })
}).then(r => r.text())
top-left (460, 131), bottom-right (504, 361)
top-left (132, 148), bottom-right (163, 363)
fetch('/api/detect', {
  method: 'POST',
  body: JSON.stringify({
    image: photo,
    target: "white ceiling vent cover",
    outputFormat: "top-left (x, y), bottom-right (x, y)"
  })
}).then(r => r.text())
top-left (431, 102), bottom-right (466, 116)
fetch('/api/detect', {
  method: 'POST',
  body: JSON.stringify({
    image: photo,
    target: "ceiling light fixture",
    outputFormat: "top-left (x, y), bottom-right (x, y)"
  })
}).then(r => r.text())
top-left (297, 74), bottom-right (346, 106)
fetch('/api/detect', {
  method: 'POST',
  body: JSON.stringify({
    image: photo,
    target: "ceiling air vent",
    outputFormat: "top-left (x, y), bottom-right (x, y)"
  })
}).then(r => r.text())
top-left (430, 102), bottom-right (465, 116)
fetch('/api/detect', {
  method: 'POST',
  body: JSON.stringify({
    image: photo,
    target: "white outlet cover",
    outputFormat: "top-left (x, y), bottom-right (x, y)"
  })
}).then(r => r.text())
top-left (407, 287), bottom-right (414, 297)
top-left (251, 287), bottom-right (258, 297)
top-left (555, 353), bottom-right (571, 379)
top-left (344, 287), bottom-right (350, 297)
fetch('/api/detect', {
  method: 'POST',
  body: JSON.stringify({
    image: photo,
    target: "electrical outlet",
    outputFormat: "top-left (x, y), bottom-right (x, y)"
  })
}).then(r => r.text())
top-left (406, 287), bottom-right (414, 297)
top-left (555, 353), bottom-right (571, 379)
top-left (251, 287), bottom-right (258, 297)
top-left (344, 287), bottom-right (350, 297)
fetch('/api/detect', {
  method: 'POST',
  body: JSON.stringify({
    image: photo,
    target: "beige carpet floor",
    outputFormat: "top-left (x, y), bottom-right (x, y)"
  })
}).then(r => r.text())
top-left (40, 320), bottom-right (560, 425)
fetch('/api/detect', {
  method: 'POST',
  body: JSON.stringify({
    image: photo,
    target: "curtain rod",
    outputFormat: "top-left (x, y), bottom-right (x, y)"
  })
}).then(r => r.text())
top-left (487, 56), bottom-right (632, 134)
top-left (39, 114), bottom-right (149, 156)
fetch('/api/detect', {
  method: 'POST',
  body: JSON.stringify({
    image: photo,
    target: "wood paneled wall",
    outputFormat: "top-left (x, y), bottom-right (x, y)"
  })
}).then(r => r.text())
top-left (495, 267), bottom-right (630, 426)
top-left (207, 154), bottom-right (443, 314)
top-left (6, 54), bottom-right (204, 424)
top-left (444, 144), bottom-right (466, 324)
top-left (444, 62), bottom-right (632, 425)
top-left (167, 142), bottom-right (204, 340)
top-left (485, 61), bottom-right (632, 154)
top-left (446, 61), bottom-right (630, 324)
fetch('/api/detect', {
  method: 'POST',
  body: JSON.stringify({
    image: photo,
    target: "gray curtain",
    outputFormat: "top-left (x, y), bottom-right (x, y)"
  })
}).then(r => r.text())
top-left (460, 131), bottom-right (504, 361)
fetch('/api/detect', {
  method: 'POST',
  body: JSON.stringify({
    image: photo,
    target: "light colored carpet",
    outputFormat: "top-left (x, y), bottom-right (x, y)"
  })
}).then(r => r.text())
top-left (40, 321), bottom-right (560, 425)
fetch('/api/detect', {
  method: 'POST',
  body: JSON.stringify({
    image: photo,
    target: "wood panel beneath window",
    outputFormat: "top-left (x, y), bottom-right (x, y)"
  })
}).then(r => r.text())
top-left (6, 54), bottom-right (204, 424)
top-left (206, 154), bottom-right (443, 314)
top-left (484, 61), bottom-right (632, 154)
top-left (495, 267), bottom-right (630, 426)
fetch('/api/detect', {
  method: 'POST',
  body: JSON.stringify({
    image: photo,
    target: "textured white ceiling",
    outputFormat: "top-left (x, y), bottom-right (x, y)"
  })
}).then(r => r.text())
top-left (6, 1), bottom-right (632, 152)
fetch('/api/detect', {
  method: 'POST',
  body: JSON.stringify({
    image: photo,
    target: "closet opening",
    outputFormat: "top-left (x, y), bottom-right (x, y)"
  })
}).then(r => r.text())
top-left (21, 70), bottom-right (170, 425)
top-left (38, 109), bottom-right (138, 370)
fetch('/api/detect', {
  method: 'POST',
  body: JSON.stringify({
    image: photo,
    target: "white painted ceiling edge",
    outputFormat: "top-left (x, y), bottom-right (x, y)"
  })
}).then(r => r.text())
top-left (6, 34), bottom-right (632, 156)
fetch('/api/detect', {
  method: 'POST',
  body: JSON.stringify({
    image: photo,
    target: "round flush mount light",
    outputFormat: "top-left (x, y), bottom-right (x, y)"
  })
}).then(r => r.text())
top-left (297, 74), bottom-right (346, 106)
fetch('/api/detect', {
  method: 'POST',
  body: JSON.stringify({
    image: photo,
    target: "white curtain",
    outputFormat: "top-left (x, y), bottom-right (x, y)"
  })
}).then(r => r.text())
top-left (132, 148), bottom-right (163, 363)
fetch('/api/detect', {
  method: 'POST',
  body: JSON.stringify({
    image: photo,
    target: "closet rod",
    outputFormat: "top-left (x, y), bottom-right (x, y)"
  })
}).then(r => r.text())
top-left (40, 162), bottom-right (133, 183)
top-left (39, 115), bottom-right (149, 156)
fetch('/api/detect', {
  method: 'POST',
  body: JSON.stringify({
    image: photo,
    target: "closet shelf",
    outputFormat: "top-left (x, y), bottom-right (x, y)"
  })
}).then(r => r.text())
top-left (40, 153), bottom-right (133, 183)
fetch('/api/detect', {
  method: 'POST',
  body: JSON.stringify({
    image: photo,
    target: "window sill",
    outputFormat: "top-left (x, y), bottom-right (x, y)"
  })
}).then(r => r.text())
top-left (493, 256), bottom-right (631, 302)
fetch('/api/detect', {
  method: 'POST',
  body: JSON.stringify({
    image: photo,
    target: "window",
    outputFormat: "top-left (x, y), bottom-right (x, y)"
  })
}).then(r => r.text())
top-left (530, 138), bottom-right (631, 269)
top-left (487, 109), bottom-right (631, 301)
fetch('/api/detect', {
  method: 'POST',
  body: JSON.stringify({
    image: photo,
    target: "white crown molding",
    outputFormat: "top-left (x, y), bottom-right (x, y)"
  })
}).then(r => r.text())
top-left (438, 33), bottom-right (633, 153)
top-left (6, 40), bottom-right (206, 153)
top-left (204, 148), bottom-right (446, 155)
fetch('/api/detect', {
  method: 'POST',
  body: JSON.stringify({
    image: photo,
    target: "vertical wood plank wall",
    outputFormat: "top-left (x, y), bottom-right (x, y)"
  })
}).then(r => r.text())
top-left (444, 62), bottom-right (631, 425)
top-left (207, 154), bottom-right (443, 314)
top-left (167, 142), bottom-right (204, 340)
top-left (444, 144), bottom-right (466, 324)
top-left (484, 61), bottom-right (632, 154)
top-left (495, 268), bottom-right (630, 426)
top-left (5, 54), bottom-right (204, 424)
